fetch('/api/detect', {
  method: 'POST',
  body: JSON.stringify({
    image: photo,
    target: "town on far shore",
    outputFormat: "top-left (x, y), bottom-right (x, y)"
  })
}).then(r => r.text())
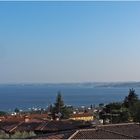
top-left (0, 88), bottom-right (140, 139)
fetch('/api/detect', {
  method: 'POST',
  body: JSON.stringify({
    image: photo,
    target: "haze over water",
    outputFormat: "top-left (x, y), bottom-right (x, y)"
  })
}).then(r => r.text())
top-left (1, 84), bottom-right (140, 111)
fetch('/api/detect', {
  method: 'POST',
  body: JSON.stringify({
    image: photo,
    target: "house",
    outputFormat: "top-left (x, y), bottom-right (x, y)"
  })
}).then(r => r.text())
top-left (70, 113), bottom-right (94, 121)
top-left (70, 128), bottom-right (133, 139)
top-left (35, 120), bottom-right (90, 134)
top-left (0, 115), bottom-right (45, 134)
top-left (27, 113), bottom-right (48, 121)
top-left (0, 116), bottom-right (5, 122)
top-left (1, 117), bottom-right (140, 139)
top-left (0, 113), bottom-right (48, 123)
top-left (30, 130), bottom-right (76, 139)
top-left (30, 123), bottom-right (140, 139)
top-left (70, 123), bottom-right (140, 139)
top-left (0, 119), bottom-right (90, 134)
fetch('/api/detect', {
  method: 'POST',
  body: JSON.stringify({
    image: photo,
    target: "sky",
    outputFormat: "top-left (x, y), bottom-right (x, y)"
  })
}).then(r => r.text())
top-left (0, 1), bottom-right (140, 83)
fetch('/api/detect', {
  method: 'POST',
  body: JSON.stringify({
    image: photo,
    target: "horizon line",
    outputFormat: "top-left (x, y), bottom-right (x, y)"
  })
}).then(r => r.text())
top-left (0, 81), bottom-right (140, 85)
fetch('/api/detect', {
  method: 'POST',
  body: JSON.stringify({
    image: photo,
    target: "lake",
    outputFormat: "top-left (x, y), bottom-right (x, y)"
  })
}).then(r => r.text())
top-left (0, 84), bottom-right (140, 111)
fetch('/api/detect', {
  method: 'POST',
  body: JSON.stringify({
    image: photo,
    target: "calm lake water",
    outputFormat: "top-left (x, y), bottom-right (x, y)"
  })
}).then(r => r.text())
top-left (0, 85), bottom-right (140, 111)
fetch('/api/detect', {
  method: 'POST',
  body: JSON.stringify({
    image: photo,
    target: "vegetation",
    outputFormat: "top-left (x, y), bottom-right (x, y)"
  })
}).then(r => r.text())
top-left (0, 111), bottom-right (7, 116)
top-left (0, 130), bottom-right (9, 139)
top-left (54, 91), bottom-right (64, 113)
top-left (51, 91), bottom-right (73, 119)
top-left (11, 131), bottom-right (36, 139)
top-left (0, 131), bottom-right (36, 139)
top-left (14, 108), bottom-right (20, 113)
top-left (130, 101), bottom-right (140, 122)
top-left (99, 88), bottom-right (140, 123)
top-left (123, 88), bottom-right (139, 108)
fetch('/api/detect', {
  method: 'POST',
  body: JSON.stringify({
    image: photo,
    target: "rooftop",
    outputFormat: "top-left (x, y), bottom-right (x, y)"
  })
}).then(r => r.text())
top-left (31, 123), bottom-right (140, 139)
top-left (0, 120), bottom-right (88, 134)
top-left (71, 123), bottom-right (140, 139)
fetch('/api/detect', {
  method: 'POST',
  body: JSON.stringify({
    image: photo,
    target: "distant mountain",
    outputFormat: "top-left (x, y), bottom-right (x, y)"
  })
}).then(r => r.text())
top-left (94, 82), bottom-right (140, 88)
top-left (1, 82), bottom-right (140, 88)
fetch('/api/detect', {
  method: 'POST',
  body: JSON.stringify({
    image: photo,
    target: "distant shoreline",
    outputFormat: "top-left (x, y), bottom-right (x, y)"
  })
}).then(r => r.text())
top-left (1, 81), bottom-right (140, 88)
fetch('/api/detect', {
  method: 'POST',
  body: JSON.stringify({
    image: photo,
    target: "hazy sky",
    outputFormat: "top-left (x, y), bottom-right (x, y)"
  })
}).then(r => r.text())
top-left (0, 1), bottom-right (140, 83)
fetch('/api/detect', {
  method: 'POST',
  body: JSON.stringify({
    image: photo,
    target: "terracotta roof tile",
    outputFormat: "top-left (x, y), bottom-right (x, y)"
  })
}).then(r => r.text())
top-left (71, 128), bottom-right (134, 139)
top-left (12, 122), bottom-right (42, 132)
top-left (31, 123), bottom-right (140, 139)
top-left (101, 123), bottom-right (140, 138)
top-left (71, 123), bottom-right (140, 139)
top-left (30, 130), bottom-right (76, 139)
top-left (35, 120), bottom-right (84, 132)
top-left (0, 121), bottom-right (20, 133)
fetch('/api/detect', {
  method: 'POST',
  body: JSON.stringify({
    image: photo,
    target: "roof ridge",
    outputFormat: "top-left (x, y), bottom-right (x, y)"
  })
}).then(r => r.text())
top-left (68, 124), bottom-right (139, 139)
top-left (68, 130), bottom-right (79, 139)
top-left (9, 121), bottom-right (24, 133)
top-left (35, 121), bottom-right (46, 130)
top-left (29, 129), bottom-right (76, 139)
top-left (40, 121), bottom-right (50, 131)
top-left (99, 122), bottom-right (139, 127)
top-left (68, 123), bottom-right (140, 133)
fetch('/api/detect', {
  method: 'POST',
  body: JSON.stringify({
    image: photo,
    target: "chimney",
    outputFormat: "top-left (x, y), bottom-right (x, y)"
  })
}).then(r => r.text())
top-left (24, 116), bottom-right (30, 122)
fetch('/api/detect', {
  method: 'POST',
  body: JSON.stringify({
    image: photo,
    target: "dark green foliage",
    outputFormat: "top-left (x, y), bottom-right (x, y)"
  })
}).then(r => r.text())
top-left (119, 108), bottom-right (130, 122)
top-left (11, 131), bottom-right (36, 139)
top-left (99, 103), bottom-right (104, 108)
top-left (100, 102), bottom-right (130, 124)
top-left (54, 91), bottom-right (64, 113)
top-left (123, 88), bottom-right (139, 108)
top-left (0, 111), bottom-right (7, 116)
top-left (51, 91), bottom-right (72, 119)
top-left (14, 108), bottom-right (20, 113)
top-left (99, 110), bottom-right (106, 121)
top-left (90, 104), bottom-right (93, 109)
top-left (100, 88), bottom-right (140, 124)
top-left (0, 130), bottom-right (9, 139)
top-left (48, 104), bottom-right (53, 113)
top-left (130, 101), bottom-right (140, 122)
top-left (0, 131), bottom-right (36, 139)
top-left (61, 106), bottom-right (73, 119)
top-left (104, 102), bottom-right (122, 113)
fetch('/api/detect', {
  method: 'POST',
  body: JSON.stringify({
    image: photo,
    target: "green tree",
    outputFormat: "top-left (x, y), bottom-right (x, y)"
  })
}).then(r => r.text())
top-left (101, 102), bottom-right (130, 123)
top-left (61, 106), bottom-right (73, 119)
top-left (48, 104), bottom-right (53, 113)
top-left (105, 102), bottom-right (122, 113)
top-left (130, 101), bottom-right (140, 122)
top-left (54, 91), bottom-right (64, 113)
top-left (14, 108), bottom-right (20, 113)
top-left (0, 111), bottom-right (7, 116)
top-left (119, 107), bottom-right (130, 122)
top-left (123, 88), bottom-right (139, 108)
top-left (99, 103), bottom-right (104, 108)
top-left (51, 92), bottom-right (73, 120)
